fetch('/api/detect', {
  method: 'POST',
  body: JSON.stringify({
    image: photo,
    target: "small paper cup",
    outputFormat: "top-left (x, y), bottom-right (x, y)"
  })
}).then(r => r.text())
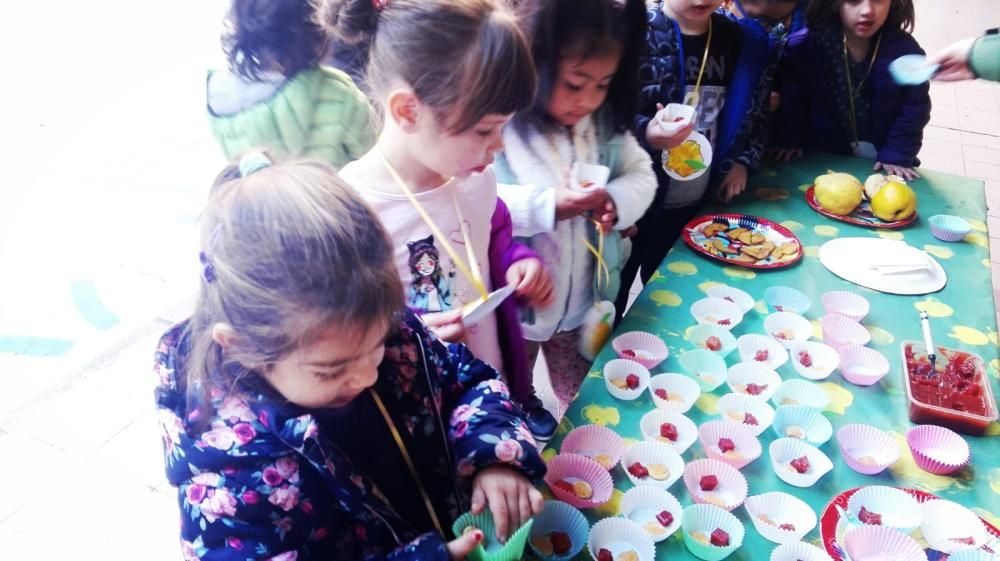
top-left (928, 214), bottom-right (973, 242)
top-left (905, 424), bottom-right (971, 475)
top-left (452, 510), bottom-right (534, 561)
top-left (688, 324), bottom-right (738, 358)
top-left (560, 425), bottom-right (625, 471)
top-left (570, 162), bottom-right (610, 191)
top-left (649, 373), bottom-right (702, 413)
top-left (838, 345), bottom-right (890, 386)
top-left (707, 285), bottom-right (755, 314)
top-left (717, 392), bottom-right (775, 436)
top-left (820, 314), bottom-right (871, 349)
top-left (679, 349), bottom-right (729, 392)
top-left (843, 525), bottom-right (927, 561)
top-left (846, 486), bottom-right (922, 533)
top-left (527, 500), bottom-right (589, 561)
top-left (544, 454), bottom-right (615, 509)
top-left (691, 298), bottom-right (744, 331)
top-left (769, 541), bottom-right (832, 561)
top-left (836, 424), bottom-right (899, 475)
top-left (698, 420), bottom-right (762, 469)
top-left (920, 499), bottom-right (990, 554)
top-left (771, 405), bottom-right (833, 446)
top-left (744, 492), bottom-right (817, 544)
top-left (771, 379), bottom-right (831, 410)
top-left (621, 486), bottom-right (684, 543)
top-left (620, 440), bottom-right (685, 490)
top-left (789, 341), bottom-right (840, 381)
top-left (764, 286), bottom-right (812, 315)
top-left (612, 331), bottom-right (669, 369)
top-left (588, 518), bottom-right (656, 561)
top-left (640, 409), bottom-right (699, 455)
top-left (736, 334), bottom-right (789, 370)
top-left (656, 103), bottom-right (697, 135)
top-left (683, 458), bottom-right (749, 512)
top-left (603, 359), bottom-right (651, 400)
top-left (681, 504), bottom-right (746, 561)
top-left (726, 362), bottom-right (783, 402)
top-left (764, 312), bottom-right (813, 349)
top-left (820, 291), bottom-right (870, 322)
top-left (769, 438), bottom-right (833, 488)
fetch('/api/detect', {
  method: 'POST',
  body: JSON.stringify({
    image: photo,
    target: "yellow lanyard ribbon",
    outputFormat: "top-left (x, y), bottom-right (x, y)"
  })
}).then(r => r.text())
top-left (377, 145), bottom-right (489, 303)
top-left (369, 388), bottom-right (445, 537)
top-left (684, 17), bottom-right (714, 108)
top-left (843, 32), bottom-right (882, 143)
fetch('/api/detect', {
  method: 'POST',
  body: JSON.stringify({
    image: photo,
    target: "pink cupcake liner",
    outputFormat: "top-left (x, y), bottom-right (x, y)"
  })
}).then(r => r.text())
top-left (560, 425), bottom-right (625, 472)
top-left (612, 331), bottom-right (669, 369)
top-left (764, 312), bottom-right (813, 349)
top-left (743, 492), bottom-right (817, 544)
top-left (717, 393), bottom-right (775, 437)
top-left (544, 454), bottom-right (615, 509)
top-left (843, 525), bottom-right (927, 561)
top-left (698, 420), bottom-right (762, 469)
top-left (820, 314), bottom-right (871, 349)
top-left (837, 345), bottom-right (890, 386)
top-left (836, 424), bottom-right (899, 475)
top-left (603, 359), bottom-right (651, 400)
top-left (683, 458), bottom-right (749, 512)
top-left (906, 424), bottom-right (971, 475)
top-left (736, 334), bottom-right (789, 370)
top-left (649, 373), bottom-right (701, 414)
top-left (821, 291), bottom-right (870, 322)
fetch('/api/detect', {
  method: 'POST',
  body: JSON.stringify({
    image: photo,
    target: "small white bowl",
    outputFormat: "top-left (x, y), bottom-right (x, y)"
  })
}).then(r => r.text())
top-left (717, 393), bottom-right (776, 437)
top-left (920, 499), bottom-right (990, 554)
top-left (771, 379), bottom-right (831, 410)
top-left (603, 359), bottom-right (651, 400)
top-left (846, 486), bottom-right (922, 533)
top-left (640, 409), bottom-right (699, 455)
top-left (588, 518), bottom-right (656, 561)
top-left (688, 324), bottom-right (738, 358)
top-left (620, 440), bottom-right (685, 490)
top-left (726, 362), bottom-right (783, 402)
top-left (679, 349), bottom-right (729, 392)
top-left (744, 492), bottom-right (817, 544)
top-left (789, 341), bottom-right (840, 381)
top-left (621, 486), bottom-right (684, 543)
top-left (769, 438), bottom-right (833, 488)
top-left (771, 405), bottom-right (833, 446)
top-left (649, 373), bottom-right (702, 413)
top-left (820, 291), bottom-right (870, 322)
top-left (764, 312), bottom-right (813, 349)
top-left (736, 334), bottom-right (789, 370)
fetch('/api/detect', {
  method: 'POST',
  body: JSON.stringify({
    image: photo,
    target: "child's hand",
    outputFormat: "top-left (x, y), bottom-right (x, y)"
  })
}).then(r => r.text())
top-left (767, 147), bottom-right (803, 162)
top-left (646, 103), bottom-right (695, 151)
top-left (717, 163), bottom-right (748, 203)
top-left (421, 309), bottom-right (467, 343)
top-left (471, 465), bottom-right (544, 544)
top-left (596, 197), bottom-right (617, 233)
top-left (874, 161), bottom-right (921, 181)
top-left (446, 527), bottom-right (484, 561)
top-left (620, 224), bottom-right (639, 239)
top-left (505, 258), bottom-right (554, 309)
top-left (555, 168), bottom-right (610, 221)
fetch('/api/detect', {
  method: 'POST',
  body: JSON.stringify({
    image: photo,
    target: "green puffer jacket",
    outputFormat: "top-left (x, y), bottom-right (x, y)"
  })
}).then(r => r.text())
top-left (207, 65), bottom-right (375, 168)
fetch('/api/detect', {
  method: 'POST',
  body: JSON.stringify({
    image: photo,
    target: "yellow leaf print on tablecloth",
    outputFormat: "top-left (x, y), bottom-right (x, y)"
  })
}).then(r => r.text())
top-left (923, 244), bottom-right (954, 259)
top-left (755, 300), bottom-right (769, 314)
top-left (887, 432), bottom-right (972, 493)
top-left (798, 184), bottom-right (811, 192)
top-left (972, 508), bottom-right (1000, 530)
top-left (593, 489), bottom-right (624, 517)
top-left (557, 416), bottom-right (575, 435)
top-left (755, 187), bottom-right (789, 201)
top-left (650, 290), bottom-right (682, 307)
top-left (949, 325), bottom-right (991, 346)
top-left (985, 258), bottom-right (992, 269)
top-left (877, 230), bottom-right (904, 241)
top-left (915, 298), bottom-right (954, 318)
top-left (811, 319), bottom-right (824, 340)
top-left (667, 261), bottom-right (698, 276)
top-left (989, 468), bottom-right (1000, 496)
top-left (622, 438), bottom-right (640, 448)
top-left (966, 218), bottom-right (987, 232)
top-left (780, 220), bottom-right (805, 231)
top-left (985, 421), bottom-right (1000, 436)
top-left (649, 270), bottom-right (667, 283)
top-left (814, 225), bottom-right (839, 237)
top-left (990, 359), bottom-right (1000, 379)
top-left (699, 281), bottom-right (725, 294)
top-left (542, 448), bottom-right (558, 462)
top-left (723, 267), bottom-right (756, 280)
top-left (804, 246), bottom-right (820, 258)
top-left (695, 393), bottom-right (720, 415)
top-left (966, 232), bottom-right (989, 248)
top-left (820, 383), bottom-right (854, 414)
top-left (582, 404), bottom-right (620, 426)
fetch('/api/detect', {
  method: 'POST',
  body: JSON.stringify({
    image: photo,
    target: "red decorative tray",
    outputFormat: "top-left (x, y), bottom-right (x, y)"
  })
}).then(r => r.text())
top-left (806, 186), bottom-right (917, 229)
top-left (681, 213), bottom-right (803, 270)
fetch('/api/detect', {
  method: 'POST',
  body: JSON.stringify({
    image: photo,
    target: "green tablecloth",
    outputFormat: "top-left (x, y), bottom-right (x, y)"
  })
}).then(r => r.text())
top-left (544, 153), bottom-right (1000, 559)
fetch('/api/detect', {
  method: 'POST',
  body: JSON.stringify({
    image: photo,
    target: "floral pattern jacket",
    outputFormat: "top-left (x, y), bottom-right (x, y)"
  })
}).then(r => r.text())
top-left (154, 310), bottom-right (546, 561)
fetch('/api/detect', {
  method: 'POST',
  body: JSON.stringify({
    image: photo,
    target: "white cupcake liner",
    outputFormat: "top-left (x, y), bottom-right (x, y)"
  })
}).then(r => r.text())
top-left (744, 492), bottom-right (817, 544)
top-left (771, 379), bottom-right (831, 410)
top-left (928, 214), bottom-right (972, 243)
top-left (764, 286), bottom-right (812, 315)
top-left (837, 344), bottom-right (890, 386)
top-left (846, 486), bottom-right (922, 533)
top-left (691, 297), bottom-right (745, 331)
top-left (588, 518), bottom-right (656, 561)
top-left (789, 341), bottom-right (840, 381)
top-left (843, 525), bottom-right (927, 561)
top-left (698, 420), bottom-right (762, 469)
top-left (649, 373), bottom-right (702, 413)
top-left (544, 454), bottom-right (615, 509)
top-left (707, 285), bottom-right (755, 314)
top-left (906, 424), bottom-right (971, 475)
top-left (560, 425), bottom-right (625, 471)
top-left (836, 424), bottom-right (899, 475)
top-left (820, 291), bottom-right (870, 322)
top-left (949, 551), bottom-right (997, 561)
top-left (726, 362), bottom-right (783, 402)
top-left (681, 503), bottom-right (746, 561)
top-left (769, 438), bottom-right (833, 488)
top-left (771, 405), bottom-right (833, 446)
top-left (683, 458), bottom-right (749, 512)
top-left (620, 487), bottom-right (683, 543)
top-left (612, 331), bottom-right (669, 369)
top-left (688, 324), bottom-right (738, 358)
top-left (820, 314), bottom-right (871, 349)
top-left (736, 334), bottom-right (789, 370)
top-left (620, 440), bottom-right (685, 490)
top-left (603, 359), bottom-right (651, 400)
top-left (717, 392), bottom-right (775, 436)
top-left (769, 542), bottom-right (832, 561)
top-left (570, 162), bottom-right (610, 191)
top-left (921, 499), bottom-right (990, 554)
top-left (764, 312), bottom-right (813, 349)
top-left (679, 349), bottom-right (729, 392)
top-left (528, 500), bottom-right (590, 561)
top-left (640, 409), bottom-right (699, 455)
top-left (656, 103), bottom-right (697, 135)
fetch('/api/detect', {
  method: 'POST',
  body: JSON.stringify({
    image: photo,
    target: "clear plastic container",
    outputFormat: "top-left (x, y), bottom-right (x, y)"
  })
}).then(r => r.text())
top-left (901, 340), bottom-right (998, 435)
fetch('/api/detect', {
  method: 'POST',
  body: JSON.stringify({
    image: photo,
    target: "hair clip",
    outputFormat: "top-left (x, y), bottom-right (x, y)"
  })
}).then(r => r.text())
top-left (238, 152), bottom-right (272, 177)
top-left (373, 0), bottom-right (390, 11)
top-left (199, 252), bottom-right (217, 284)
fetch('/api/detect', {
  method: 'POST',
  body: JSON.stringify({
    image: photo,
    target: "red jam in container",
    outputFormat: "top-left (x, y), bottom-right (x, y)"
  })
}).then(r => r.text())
top-left (902, 341), bottom-right (998, 435)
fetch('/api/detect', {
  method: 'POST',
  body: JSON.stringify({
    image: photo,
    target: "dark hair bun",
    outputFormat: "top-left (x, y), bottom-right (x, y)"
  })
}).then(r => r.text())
top-left (314, 0), bottom-right (379, 45)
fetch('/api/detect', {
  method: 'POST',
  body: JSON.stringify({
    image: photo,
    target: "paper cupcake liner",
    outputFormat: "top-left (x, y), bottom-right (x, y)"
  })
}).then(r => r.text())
top-left (820, 314), bottom-right (871, 349)
top-left (681, 504), bottom-right (746, 561)
top-left (717, 392), bottom-right (775, 436)
top-left (772, 405), bottom-right (833, 446)
top-left (836, 424), bottom-right (899, 475)
top-left (764, 312), bottom-right (813, 349)
top-left (707, 285), bottom-right (755, 314)
top-left (571, 162), bottom-right (610, 191)
top-left (920, 499), bottom-right (990, 554)
top-left (527, 500), bottom-right (589, 561)
top-left (620, 440), bottom-right (685, 490)
top-left (679, 349), bottom-right (729, 392)
top-left (744, 492), bottom-right (817, 544)
top-left (736, 334), bottom-right (789, 370)
top-left (764, 286), bottom-right (812, 315)
top-left (620, 487), bottom-right (683, 543)
top-left (544, 454), bottom-right (615, 509)
top-left (603, 359), bottom-right (651, 400)
top-left (769, 541), bottom-right (833, 561)
top-left (726, 362), bottom-right (783, 402)
top-left (640, 409), bottom-right (699, 455)
top-left (789, 341), bottom-right (840, 381)
top-left (691, 297), bottom-right (744, 331)
top-left (683, 459), bottom-right (748, 512)
top-left (837, 344), bottom-right (890, 386)
top-left (820, 291), bottom-right (870, 322)
top-left (698, 420), bottom-right (762, 469)
top-left (929, 214), bottom-right (972, 243)
top-left (688, 324), bottom-right (738, 358)
top-left (612, 331), bottom-right (669, 369)
top-left (906, 424), bottom-right (971, 475)
top-left (769, 438), bottom-right (833, 488)
top-left (452, 510), bottom-right (534, 561)
top-left (649, 373), bottom-right (701, 414)
top-left (843, 525), bottom-right (927, 561)
top-left (771, 379), bottom-right (831, 410)
top-left (588, 518), bottom-right (656, 561)
top-left (949, 551), bottom-right (997, 561)
top-left (846, 486), bottom-right (922, 533)
top-left (657, 103), bottom-right (697, 135)
top-left (560, 425), bottom-right (625, 471)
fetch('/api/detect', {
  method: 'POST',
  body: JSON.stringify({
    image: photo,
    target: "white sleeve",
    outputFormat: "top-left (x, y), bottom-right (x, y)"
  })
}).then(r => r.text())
top-left (496, 183), bottom-right (556, 237)
top-left (605, 132), bottom-right (657, 229)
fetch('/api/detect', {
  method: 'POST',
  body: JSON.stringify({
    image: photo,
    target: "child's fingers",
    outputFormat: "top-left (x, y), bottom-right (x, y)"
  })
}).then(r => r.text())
top-left (517, 490), bottom-right (532, 534)
top-left (489, 493), bottom-right (512, 543)
top-left (471, 485), bottom-right (486, 515)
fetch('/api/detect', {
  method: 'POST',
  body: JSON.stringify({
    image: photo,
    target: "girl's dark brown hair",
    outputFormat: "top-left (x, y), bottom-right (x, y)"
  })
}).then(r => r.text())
top-left (223, 0), bottom-right (328, 80)
top-left (806, 0), bottom-right (915, 33)
top-left (314, 0), bottom-right (537, 134)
